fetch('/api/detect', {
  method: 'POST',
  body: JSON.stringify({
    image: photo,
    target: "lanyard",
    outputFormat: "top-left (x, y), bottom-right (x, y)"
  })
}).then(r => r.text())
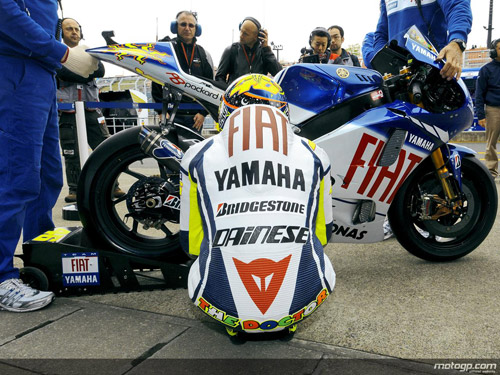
top-left (242, 45), bottom-right (256, 71)
top-left (180, 42), bottom-right (196, 74)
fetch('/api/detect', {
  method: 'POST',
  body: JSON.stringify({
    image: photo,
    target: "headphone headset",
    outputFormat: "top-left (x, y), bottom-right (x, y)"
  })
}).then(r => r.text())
top-left (309, 27), bottom-right (331, 48)
top-left (490, 38), bottom-right (500, 59)
top-left (170, 11), bottom-right (202, 37)
top-left (239, 17), bottom-right (262, 32)
top-left (60, 17), bottom-right (83, 40)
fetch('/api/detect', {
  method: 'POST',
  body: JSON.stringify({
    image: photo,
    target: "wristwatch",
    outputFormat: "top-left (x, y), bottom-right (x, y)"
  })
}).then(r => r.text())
top-left (450, 39), bottom-right (466, 52)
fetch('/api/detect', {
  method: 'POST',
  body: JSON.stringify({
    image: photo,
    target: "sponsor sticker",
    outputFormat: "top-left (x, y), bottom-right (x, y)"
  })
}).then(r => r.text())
top-left (164, 194), bottom-right (181, 210)
top-left (32, 228), bottom-right (71, 243)
top-left (370, 90), bottom-right (384, 101)
top-left (62, 252), bottom-right (100, 286)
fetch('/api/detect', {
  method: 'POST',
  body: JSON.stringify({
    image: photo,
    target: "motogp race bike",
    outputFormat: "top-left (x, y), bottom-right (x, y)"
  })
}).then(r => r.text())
top-left (78, 27), bottom-right (497, 262)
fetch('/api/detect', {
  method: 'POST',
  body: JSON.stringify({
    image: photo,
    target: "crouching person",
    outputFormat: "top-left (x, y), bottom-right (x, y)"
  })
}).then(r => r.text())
top-left (179, 74), bottom-right (335, 336)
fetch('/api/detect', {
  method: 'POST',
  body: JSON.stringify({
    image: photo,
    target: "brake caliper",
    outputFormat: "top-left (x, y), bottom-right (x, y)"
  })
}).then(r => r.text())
top-left (419, 194), bottom-right (463, 220)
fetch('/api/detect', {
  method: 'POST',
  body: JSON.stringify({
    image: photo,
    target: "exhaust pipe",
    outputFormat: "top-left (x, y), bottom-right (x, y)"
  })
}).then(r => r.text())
top-left (138, 126), bottom-right (184, 172)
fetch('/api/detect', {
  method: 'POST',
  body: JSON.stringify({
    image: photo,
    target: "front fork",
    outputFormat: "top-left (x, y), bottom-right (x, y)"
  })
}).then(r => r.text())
top-left (421, 147), bottom-right (463, 220)
top-left (430, 148), bottom-right (458, 200)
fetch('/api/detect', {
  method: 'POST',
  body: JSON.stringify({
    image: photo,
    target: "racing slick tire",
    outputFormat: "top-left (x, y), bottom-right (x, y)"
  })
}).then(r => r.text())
top-left (389, 156), bottom-right (497, 261)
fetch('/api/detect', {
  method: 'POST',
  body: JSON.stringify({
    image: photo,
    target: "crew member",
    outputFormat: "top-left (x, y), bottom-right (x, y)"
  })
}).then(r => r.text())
top-left (0, 0), bottom-right (98, 312)
top-left (476, 38), bottom-right (500, 178)
top-left (152, 10), bottom-right (214, 133)
top-left (180, 74), bottom-right (335, 335)
top-left (327, 25), bottom-right (361, 66)
top-left (57, 18), bottom-right (123, 202)
top-left (299, 27), bottom-right (334, 64)
top-left (215, 17), bottom-right (281, 85)
top-left (362, 32), bottom-right (376, 69)
top-left (373, 0), bottom-right (472, 80)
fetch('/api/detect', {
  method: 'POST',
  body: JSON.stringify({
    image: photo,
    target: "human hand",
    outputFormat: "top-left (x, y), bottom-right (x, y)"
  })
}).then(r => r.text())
top-left (259, 29), bottom-right (269, 48)
top-left (61, 45), bottom-right (99, 78)
top-left (193, 113), bottom-right (205, 131)
top-left (479, 119), bottom-right (487, 128)
top-left (436, 42), bottom-right (463, 80)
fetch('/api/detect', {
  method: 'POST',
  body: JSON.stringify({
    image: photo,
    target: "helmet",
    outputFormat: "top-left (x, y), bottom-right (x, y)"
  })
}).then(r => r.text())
top-left (218, 74), bottom-right (289, 130)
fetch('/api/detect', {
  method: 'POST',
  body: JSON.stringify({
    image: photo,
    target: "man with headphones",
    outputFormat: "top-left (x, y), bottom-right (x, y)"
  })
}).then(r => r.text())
top-left (56, 18), bottom-right (119, 203)
top-left (215, 17), bottom-right (281, 85)
top-left (299, 27), bottom-right (335, 64)
top-left (476, 38), bottom-right (500, 178)
top-left (152, 10), bottom-right (214, 133)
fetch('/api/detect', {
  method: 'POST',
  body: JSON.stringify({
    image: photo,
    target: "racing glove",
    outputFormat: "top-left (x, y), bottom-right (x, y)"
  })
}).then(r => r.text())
top-left (61, 45), bottom-right (99, 78)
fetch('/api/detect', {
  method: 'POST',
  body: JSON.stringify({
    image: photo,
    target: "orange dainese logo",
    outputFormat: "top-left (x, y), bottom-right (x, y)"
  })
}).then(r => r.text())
top-left (233, 255), bottom-right (291, 314)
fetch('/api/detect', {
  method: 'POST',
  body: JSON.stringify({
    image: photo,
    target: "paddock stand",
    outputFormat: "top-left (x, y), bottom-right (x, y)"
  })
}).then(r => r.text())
top-left (17, 227), bottom-right (191, 295)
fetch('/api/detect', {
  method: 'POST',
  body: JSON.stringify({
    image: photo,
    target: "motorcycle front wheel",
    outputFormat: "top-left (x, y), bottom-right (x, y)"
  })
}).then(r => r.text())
top-left (77, 126), bottom-right (187, 260)
top-left (388, 156), bottom-right (497, 262)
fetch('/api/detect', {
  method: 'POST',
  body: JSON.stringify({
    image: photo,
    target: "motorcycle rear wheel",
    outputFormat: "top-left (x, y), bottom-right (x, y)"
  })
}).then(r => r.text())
top-left (77, 126), bottom-right (187, 260)
top-left (389, 156), bottom-right (497, 261)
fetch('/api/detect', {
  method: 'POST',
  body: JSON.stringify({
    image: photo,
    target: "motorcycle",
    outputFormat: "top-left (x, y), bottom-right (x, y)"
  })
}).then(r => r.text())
top-left (78, 26), bottom-right (497, 262)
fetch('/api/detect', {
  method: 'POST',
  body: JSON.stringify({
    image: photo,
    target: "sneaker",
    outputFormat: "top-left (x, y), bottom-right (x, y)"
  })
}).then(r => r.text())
top-left (64, 192), bottom-right (77, 203)
top-left (383, 218), bottom-right (394, 240)
top-left (113, 187), bottom-right (126, 198)
top-left (0, 279), bottom-right (55, 312)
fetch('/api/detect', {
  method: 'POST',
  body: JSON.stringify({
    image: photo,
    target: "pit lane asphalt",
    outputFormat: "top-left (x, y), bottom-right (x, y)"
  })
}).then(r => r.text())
top-left (4, 142), bottom-right (499, 374)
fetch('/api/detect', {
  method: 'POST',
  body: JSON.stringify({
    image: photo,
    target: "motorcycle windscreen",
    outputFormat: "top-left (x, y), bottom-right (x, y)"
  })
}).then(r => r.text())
top-left (403, 26), bottom-right (441, 70)
top-left (371, 26), bottom-right (442, 75)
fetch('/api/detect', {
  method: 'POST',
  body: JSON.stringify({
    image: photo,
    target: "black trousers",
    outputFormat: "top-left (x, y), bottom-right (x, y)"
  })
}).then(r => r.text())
top-left (59, 110), bottom-right (110, 192)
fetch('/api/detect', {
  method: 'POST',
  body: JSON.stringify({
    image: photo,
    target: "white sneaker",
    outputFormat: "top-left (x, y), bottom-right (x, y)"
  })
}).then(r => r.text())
top-left (383, 218), bottom-right (394, 240)
top-left (0, 279), bottom-right (54, 312)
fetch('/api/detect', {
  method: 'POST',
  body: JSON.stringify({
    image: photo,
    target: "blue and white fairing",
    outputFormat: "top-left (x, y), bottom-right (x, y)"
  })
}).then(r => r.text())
top-left (87, 42), bottom-right (180, 82)
top-left (275, 63), bottom-right (384, 126)
top-left (276, 26), bottom-right (473, 138)
top-left (86, 42), bottom-right (223, 107)
top-left (401, 26), bottom-right (474, 137)
top-left (277, 27), bottom-right (474, 243)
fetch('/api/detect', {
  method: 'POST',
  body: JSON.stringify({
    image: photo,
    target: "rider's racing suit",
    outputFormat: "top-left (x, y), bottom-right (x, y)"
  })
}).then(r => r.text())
top-left (180, 104), bottom-right (335, 333)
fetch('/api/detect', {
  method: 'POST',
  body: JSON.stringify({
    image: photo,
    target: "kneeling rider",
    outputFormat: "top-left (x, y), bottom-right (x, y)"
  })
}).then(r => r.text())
top-left (179, 74), bottom-right (336, 335)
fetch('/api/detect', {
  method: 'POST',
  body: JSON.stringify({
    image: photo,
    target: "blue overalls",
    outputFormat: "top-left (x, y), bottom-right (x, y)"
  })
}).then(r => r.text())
top-left (0, 0), bottom-right (67, 282)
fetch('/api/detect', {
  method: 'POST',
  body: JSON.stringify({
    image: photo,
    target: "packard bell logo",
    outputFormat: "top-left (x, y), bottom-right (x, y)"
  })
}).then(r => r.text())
top-left (233, 255), bottom-right (291, 314)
